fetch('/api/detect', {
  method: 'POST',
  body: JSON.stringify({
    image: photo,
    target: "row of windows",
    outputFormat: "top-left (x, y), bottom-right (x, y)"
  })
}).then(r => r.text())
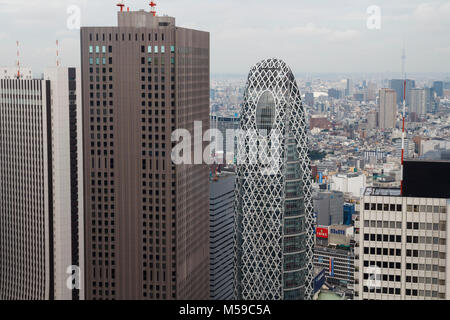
top-left (364, 203), bottom-right (402, 211)
top-left (363, 261), bottom-right (401, 269)
top-left (406, 222), bottom-right (446, 231)
top-left (406, 263), bottom-right (445, 272)
top-left (364, 202), bottom-right (447, 214)
top-left (89, 45), bottom-right (112, 54)
top-left (364, 247), bottom-right (402, 256)
top-left (140, 45), bottom-right (175, 54)
top-left (89, 57), bottom-right (112, 65)
top-left (406, 236), bottom-right (446, 245)
top-left (88, 32), bottom-right (167, 42)
top-left (363, 234), bottom-right (402, 242)
top-left (364, 220), bottom-right (402, 229)
top-left (406, 276), bottom-right (445, 285)
top-left (363, 286), bottom-right (401, 295)
top-left (363, 273), bottom-right (401, 282)
top-left (406, 250), bottom-right (445, 259)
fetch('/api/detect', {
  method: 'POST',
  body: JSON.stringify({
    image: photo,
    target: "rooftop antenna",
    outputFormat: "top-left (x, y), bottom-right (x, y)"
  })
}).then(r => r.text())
top-left (150, 1), bottom-right (157, 16)
top-left (56, 40), bottom-right (60, 67)
top-left (400, 45), bottom-right (407, 195)
top-left (116, 1), bottom-right (125, 12)
top-left (16, 41), bottom-right (20, 79)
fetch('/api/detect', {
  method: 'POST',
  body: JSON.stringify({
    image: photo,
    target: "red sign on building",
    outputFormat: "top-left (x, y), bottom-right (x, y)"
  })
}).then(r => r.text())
top-left (316, 227), bottom-right (329, 239)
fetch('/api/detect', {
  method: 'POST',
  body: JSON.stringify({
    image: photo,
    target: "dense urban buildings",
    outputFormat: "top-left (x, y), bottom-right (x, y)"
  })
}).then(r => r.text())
top-left (234, 58), bottom-right (314, 300)
top-left (209, 169), bottom-right (235, 300)
top-left (80, 10), bottom-right (210, 300)
top-left (0, 67), bottom-right (84, 300)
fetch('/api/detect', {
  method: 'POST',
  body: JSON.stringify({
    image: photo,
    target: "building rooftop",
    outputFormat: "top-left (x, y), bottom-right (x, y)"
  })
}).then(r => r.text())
top-left (364, 187), bottom-right (401, 197)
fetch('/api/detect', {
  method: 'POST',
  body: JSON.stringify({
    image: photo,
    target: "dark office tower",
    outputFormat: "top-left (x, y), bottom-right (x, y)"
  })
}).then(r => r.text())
top-left (234, 59), bottom-right (314, 300)
top-left (0, 67), bottom-right (84, 300)
top-left (304, 92), bottom-right (314, 107)
top-left (210, 115), bottom-right (240, 164)
top-left (209, 170), bottom-right (235, 300)
top-left (389, 79), bottom-right (415, 105)
top-left (433, 81), bottom-right (444, 98)
top-left (80, 10), bottom-right (210, 300)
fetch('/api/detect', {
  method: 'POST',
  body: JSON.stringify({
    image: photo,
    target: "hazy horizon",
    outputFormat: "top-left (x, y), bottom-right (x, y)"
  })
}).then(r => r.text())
top-left (1, 0), bottom-right (450, 76)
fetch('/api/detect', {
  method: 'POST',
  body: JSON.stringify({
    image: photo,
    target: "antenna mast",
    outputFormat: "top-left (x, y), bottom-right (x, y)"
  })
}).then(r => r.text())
top-left (117, 1), bottom-right (125, 12)
top-left (56, 40), bottom-right (60, 67)
top-left (16, 41), bottom-right (20, 79)
top-left (150, 1), bottom-right (157, 16)
top-left (400, 46), bottom-right (407, 195)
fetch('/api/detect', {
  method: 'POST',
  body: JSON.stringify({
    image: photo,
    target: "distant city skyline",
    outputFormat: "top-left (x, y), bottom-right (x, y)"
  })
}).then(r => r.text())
top-left (1, 0), bottom-right (450, 76)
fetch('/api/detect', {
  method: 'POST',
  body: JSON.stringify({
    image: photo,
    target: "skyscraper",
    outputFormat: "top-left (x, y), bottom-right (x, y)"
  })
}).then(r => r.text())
top-left (378, 88), bottom-right (397, 130)
top-left (209, 169), bottom-right (235, 300)
top-left (0, 67), bottom-right (84, 300)
top-left (234, 58), bottom-right (314, 300)
top-left (80, 9), bottom-right (210, 300)
top-left (424, 87), bottom-right (439, 114)
top-left (433, 81), bottom-right (444, 98)
top-left (346, 79), bottom-right (353, 97)
top-left (409, 88), bottom-right (426, 116)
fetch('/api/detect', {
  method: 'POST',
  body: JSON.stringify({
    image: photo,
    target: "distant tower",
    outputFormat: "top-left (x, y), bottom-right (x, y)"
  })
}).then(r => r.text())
top-left (401, 46), bottom-right (406, 80)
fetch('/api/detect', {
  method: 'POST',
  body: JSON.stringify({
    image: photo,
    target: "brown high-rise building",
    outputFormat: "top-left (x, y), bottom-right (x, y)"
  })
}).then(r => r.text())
top-left (80, 10), bottom-right (210, 300)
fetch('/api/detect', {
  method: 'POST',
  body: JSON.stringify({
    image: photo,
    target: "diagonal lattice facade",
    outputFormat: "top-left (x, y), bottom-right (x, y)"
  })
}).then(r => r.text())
top-left (234, 58), bottom-right (314, 300)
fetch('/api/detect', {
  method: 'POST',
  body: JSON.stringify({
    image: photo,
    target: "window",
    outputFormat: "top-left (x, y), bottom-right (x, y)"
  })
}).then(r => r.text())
top-left (89, 46), bottom-right (93, 53)
top-left (154, 46), bottom-right (158, 53)
top-left (161, 46), bottom-right (165, 53)
top-left (148, 46), bottom-right (152, 53)
top-left (102, 46), bottom-right (106, 53)
top-left (96, 46), bottom-right (100, 53)
top-left (170, 45), bottom-right (175, 53)
top-left (89, 57), bottom-right (94, 65)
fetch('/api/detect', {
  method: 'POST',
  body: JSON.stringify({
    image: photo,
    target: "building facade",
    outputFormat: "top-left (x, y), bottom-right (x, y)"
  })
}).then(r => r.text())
top-left (234, 58), bottom-right (314, 300)
top-left (355, 187), bottom-right (450, 300)
top-left (313, 191), bottom-right (344, 226)
top-left (378, 88), bottom-right (397, 130)
top-left (409, 88), bottom-right (426, 116)
top-left (80, 10), bottom-right (210, 300)
top-left (0, 67), bottom-right (83, 300)
top-left (210, 115), bottom-right (240, 164)
top-left (210, 171), bottom-right (235, 300)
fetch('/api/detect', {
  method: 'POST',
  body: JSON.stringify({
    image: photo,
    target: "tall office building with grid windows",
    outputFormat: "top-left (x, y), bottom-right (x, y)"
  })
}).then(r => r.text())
top-left (80, 10), bottom-right (210, 300)
top-left (234, 58), bottom-right (314, 300)
top-left (0, 67), bottom-right (84, 300)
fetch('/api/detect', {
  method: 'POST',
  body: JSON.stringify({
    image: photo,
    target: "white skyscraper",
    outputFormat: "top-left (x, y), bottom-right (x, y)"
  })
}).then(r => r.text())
top-left (378, 88), bottom-right (397, 130)
top-left (0, 67), bottom-right (84, 300)
top-left (234, 58), bottom-right (314, 300)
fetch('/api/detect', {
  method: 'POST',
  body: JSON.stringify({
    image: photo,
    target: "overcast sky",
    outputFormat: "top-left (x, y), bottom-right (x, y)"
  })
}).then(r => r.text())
top-left (0, 0), bottom-right (449, 75)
